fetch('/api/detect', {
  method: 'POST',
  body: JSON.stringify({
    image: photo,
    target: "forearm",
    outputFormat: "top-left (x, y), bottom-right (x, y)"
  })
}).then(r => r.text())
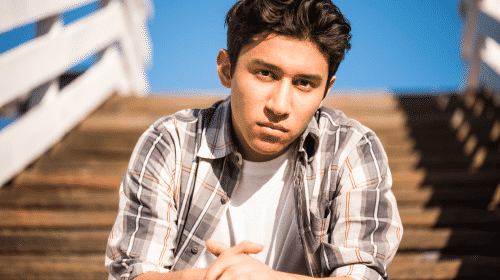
top-left (135, 268), bottom-right (206, 280)
top-left (275, 271), bottom-right (355, 280)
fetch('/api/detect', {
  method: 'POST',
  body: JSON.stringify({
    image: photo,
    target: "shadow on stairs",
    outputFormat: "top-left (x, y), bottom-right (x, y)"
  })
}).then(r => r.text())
top-left (0, 91), bottom-right (499, 279)
top-left (391, 89), bottom-right (500, 280)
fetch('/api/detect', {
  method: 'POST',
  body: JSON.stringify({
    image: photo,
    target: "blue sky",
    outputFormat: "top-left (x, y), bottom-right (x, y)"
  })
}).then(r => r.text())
top-left (0, 0), bottom-right (465, 95)
top-left (148, 0), bottom-right (465, 94)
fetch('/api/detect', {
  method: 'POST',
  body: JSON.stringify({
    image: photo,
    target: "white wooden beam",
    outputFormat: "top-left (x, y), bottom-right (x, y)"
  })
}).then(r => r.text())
top-left (0, 0), bottom-right (94, 33)
top-left (0, 1), bottom-right (128, 108)
top-left (0, 47), bottom-right (128, 187)
top-left (480, 0), bottom-right (500, 23)
top-left (481, 37), bottom-right (500, 77)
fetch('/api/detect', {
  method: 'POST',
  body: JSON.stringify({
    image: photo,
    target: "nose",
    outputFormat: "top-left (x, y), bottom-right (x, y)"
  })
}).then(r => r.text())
top-left (264, 80), bottom-right (292, 122)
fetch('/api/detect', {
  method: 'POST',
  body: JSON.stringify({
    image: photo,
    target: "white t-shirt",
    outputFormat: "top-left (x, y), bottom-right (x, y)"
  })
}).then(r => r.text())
top-left (195, 147), bottom-right (308, 275)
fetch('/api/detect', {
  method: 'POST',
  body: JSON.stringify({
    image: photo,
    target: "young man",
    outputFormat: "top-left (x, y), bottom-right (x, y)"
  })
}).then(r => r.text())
top-left (106, 0), bottom-right (402, 279)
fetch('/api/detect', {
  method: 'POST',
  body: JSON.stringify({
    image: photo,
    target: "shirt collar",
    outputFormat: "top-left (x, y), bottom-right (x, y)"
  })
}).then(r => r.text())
top-left (197, 96), bottom-right (321, 161)
top-left (197, 96), bottom-right (237, 159)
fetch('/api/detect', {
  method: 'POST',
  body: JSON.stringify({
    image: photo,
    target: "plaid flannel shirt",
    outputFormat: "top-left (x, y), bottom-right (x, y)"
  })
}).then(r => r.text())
top-left (105, 96), bottom-right (402, 280)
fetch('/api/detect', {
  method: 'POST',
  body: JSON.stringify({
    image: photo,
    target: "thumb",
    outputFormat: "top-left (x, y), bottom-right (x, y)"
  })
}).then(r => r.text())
top-left (205, 239), bottom-right (229, 257)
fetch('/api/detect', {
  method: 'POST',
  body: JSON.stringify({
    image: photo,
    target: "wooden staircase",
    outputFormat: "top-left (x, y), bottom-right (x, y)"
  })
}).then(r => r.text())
top-left (1, 92), bottom-right (499, 279)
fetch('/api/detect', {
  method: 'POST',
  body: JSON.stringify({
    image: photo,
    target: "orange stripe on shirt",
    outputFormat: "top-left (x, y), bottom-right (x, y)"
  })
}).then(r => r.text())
top-left (343, 190), bottom-right (351, 247)
top-left (355, 249), bottom-right (363, 263)
top-left (159, 200), bottom-right (174, 265)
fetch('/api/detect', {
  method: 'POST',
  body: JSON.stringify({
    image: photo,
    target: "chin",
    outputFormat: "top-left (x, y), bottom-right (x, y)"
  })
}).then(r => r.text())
top-left (254, 141), bottom-right (287, 155)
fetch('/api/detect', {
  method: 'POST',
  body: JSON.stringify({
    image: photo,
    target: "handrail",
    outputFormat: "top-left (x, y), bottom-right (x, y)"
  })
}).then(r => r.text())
top-left (0, 0), bottom-right (153, 187)
top-left (0, 0), bottom-right (95, 33)
top-left (461, 0), bottom-right (500, 96)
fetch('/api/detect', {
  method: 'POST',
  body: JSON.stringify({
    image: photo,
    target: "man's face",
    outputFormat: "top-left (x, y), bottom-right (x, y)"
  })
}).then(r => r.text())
top-left (218, 33), bottom-right (334, 162)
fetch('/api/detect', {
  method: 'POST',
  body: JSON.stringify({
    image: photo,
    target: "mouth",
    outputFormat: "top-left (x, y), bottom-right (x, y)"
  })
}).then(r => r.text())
top-left (257, 122), bottom-right (289, 133)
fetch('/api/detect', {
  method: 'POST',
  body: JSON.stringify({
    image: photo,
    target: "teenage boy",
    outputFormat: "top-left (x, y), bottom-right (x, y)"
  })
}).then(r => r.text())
top-left (106, 0), bottom-right (402, 279)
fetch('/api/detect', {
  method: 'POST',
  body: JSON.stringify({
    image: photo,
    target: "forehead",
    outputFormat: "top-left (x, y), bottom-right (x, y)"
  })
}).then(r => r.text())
top-left (237, 33), bottom-right (329, 76)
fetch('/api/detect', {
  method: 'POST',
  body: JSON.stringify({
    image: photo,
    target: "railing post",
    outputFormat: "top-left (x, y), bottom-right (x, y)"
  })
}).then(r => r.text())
top-left (461, 0), bottom-right (482, 92)
top-left (97, 0), bottom-right (112, 62)
top-left (27, 14), bottom-right (64, 111)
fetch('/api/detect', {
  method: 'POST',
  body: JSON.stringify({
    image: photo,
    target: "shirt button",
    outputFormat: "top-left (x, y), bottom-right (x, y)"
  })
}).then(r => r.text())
top-left (191, 246), bottom-right (198, 254)
top-left (221, 196), bottom-right (229, 204)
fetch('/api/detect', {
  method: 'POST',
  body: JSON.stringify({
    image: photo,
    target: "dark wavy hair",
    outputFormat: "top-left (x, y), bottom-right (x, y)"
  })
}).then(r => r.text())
top-left (225, 0), bottom-right (351, 81)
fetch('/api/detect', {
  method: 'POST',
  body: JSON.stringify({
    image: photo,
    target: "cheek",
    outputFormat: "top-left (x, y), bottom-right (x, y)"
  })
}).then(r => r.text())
top-left (295, 100), bottom-right (322, 128)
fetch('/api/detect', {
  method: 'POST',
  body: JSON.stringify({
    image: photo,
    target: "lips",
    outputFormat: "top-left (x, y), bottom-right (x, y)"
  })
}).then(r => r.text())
top-left (257, 122), bottom-right (288, 133)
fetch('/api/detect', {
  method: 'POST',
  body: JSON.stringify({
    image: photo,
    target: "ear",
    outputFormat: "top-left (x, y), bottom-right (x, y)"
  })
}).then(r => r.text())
top-left (217, 49), bottom-right (232, 88)
top-left (320, 76), bottom-right (336, 106)
top-left (326, 76), bottom-right (336, 95)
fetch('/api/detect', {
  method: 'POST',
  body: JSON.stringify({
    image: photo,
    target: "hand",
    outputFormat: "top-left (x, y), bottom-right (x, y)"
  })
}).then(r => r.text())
top-left (205, 239), bottom-right (282, 280)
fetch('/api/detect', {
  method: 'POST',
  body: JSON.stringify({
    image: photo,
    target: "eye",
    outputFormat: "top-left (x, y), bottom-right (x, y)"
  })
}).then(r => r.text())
top-left (294, 79), bottom-right (314, 90)
top-left (255, 70), bottom-right (275, 81)
top-left (260, 70), bottom-right (271, 76)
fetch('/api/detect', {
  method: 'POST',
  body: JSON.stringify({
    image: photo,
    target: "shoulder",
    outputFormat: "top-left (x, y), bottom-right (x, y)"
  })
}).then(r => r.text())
top-left (317, 106), bottom-right (374, 141)
top-left (149, 99), bottom-right (225, 136)
top-left (315, 106), bottom-right (387, 161)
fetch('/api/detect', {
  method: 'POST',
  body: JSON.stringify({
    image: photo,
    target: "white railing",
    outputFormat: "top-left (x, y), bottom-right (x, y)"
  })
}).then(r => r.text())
top-left (0, 0), bottom-right (153, 187)
top-left (461, 0), bottom-right (500, 100)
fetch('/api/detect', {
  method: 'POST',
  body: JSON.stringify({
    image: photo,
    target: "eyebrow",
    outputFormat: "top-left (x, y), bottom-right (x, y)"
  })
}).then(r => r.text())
top-left (249, 59), bottom-right (324, 82)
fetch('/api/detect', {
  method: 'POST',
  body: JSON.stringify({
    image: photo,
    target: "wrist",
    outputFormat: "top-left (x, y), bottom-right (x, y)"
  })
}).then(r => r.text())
top-left (135, 267), bottom-right (207, 280)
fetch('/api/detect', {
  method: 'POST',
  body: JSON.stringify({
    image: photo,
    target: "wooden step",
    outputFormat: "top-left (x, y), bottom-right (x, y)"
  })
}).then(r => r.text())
top-left (391, 169), bottom-right (500, 187)
top-left (93, 94), bottom-right (224, 116)
top-left (53, 130), bottom-right (142, 153)
top-left (0, 230), bottom-right (109, 254)
top-left (400, 228), bottom-right (500, 254)
top-left (389, 252), bottom-right (500, 280)
top-left (393, 184), bottom-right (500, 207)
top-left (13, 162), bottom-right (498, 192)
top-left (10, 165), bottom-right (429, 190)
top-left (399, 206), bottom-right (500, 229)
top-left (0, 255), bottom-right (107, 280)
top-left (0, 209), bottom-right (116, 229)
top-left (3, 227), bottom-right (499, 256)
top-left (96, 94), bottom-right (400, 115)
top-left (0, 188), bottom-right (118, 210)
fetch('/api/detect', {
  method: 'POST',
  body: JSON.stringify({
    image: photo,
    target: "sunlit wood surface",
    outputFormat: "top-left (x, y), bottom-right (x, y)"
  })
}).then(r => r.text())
top-left (1, 92), bottom-right (499, 279)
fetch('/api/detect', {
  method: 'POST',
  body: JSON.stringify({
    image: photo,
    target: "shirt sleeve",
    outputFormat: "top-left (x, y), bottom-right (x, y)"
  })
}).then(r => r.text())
top-left (105, 124), bottom-right (180, 280)
top-left (328, 130), bottom-right (403, 280)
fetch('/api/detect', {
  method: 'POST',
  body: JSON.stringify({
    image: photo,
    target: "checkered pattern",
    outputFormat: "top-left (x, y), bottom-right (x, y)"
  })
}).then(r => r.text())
top-left (105, 96), bottom-right (402, 280)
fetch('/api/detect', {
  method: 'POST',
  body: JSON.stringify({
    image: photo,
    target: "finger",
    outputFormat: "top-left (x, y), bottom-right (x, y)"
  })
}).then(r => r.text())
top-left (223, 241), bottom-right (264, 256)
top-left (205, 253), bottom-right (255, 280)
top-left (206, 239), bottom-right (229, 257)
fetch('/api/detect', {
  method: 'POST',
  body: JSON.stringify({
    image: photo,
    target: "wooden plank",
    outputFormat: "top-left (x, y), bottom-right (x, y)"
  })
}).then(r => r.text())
top-left (2, 227), bottom-right (497, 255)
top-left (0, 230), bottom-right (109, 254)
top-left (481, 37), bottom-right (500, 77)
top-left (392, 169), bottom-right (500, 186)
top-left (0, 0), bottom-right (94, 33)
top-left (12, 160), bottom-right (428, 190)
top-left (0, 47), bottom-right (126, 187)
top-left (399, 206), bottom-right (500, 228)
top-left (92, 95), bottom-right (225, 116)
top-left (78, 114), bottom-right (161, 132)
top-left (399, 228), bottom-right (500, 252)
top-left (13, 170), bottom-right (123, 189)
top-left (50, 130), bottom-right (143, 153)
top-left (0, 1), bottom-right (128, 108)
top-left (0, 209), bottom-right (117, 229)
top-left (0, 188), bottom-right (118, 210)
top-left (393, 184), bottom-right (500, 206)
top-left (389, 252), bottom-right (461, 280)
top-left (91, 95), bottom-right (408, 126)
top-left (5, 252), bottom-right (497, 280)
top-left (61, 127), bottom-right (413, 155)
top-left (46, 146), bottom-right (133, 163)
top-left (0, 254), bottom-right (107, 280)
top-left (97, 94), bottom-right (399, 115)
top-left (389, 253), bottom-right (500, 280)
top-left (480, 0), bottom-right (500, 27)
